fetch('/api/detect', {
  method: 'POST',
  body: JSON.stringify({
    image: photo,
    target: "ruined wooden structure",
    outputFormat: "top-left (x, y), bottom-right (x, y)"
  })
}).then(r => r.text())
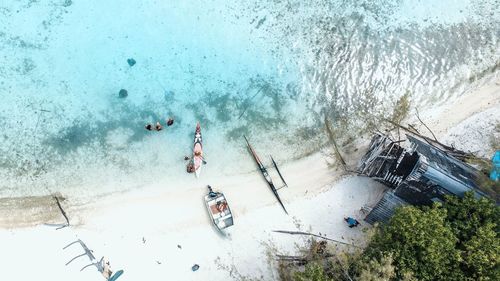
top-left (359, 133), bottom-right (488, 224)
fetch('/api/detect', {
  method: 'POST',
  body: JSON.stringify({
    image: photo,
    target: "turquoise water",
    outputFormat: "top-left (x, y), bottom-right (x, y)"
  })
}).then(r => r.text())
top-left (0, 0), bottom-right (499, 198)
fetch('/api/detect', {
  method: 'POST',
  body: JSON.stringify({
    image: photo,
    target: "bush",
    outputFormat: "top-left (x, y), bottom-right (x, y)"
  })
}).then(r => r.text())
top-left (279, 192), bottom-right (499, 281)
top-left (362, 192), bottom-right (499, 281)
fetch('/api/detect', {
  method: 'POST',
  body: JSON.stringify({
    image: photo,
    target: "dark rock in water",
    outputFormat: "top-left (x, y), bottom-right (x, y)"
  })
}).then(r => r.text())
top-left (118, 89), bottom-right (128, 98)
top-left (62, 0), bottom-right (72, 7)
top-left (191, 264), bottom-right (199, 271)
top-left (127, 58), bottom-right (136, 67)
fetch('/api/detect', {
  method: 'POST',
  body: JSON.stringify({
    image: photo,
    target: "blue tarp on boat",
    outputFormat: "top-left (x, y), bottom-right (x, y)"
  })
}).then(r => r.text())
top-left (491, 151), bottom-right (500, 181)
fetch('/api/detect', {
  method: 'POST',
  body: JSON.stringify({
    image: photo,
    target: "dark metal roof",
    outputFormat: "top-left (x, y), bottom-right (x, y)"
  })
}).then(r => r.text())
top-left (364, 191), bottom-right (408, 225)
top-left (407, 135), bottom-right (487, 198)
top-left (408, 135), bottom-right (480, 189)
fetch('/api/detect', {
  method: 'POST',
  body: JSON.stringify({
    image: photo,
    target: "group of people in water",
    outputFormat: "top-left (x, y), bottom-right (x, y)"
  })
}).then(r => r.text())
top-left (145, 118), bottom-right (174, 131)
top-left (144, 117), bottom-right (203, 174)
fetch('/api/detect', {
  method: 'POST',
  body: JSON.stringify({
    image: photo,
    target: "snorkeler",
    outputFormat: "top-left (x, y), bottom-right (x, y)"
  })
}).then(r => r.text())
top-left (155, 122), bottom-right (163, 131)
top-left (167, 118), bottom-right (174, 126)
top-left (187, 162), bottom-right (195, 173)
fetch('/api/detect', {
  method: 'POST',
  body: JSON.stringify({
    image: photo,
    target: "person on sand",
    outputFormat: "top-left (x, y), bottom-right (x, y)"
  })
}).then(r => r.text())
top-left (100, 258), bottom-right (113, 279)
top-left (166, 118), bottom-right (174, 126)
top-left (145, 124), bottom-right (153, 131)
top-left (344, 217), bottom-right (360, 228)
top-left (155, 122), bottom-right (163, 131)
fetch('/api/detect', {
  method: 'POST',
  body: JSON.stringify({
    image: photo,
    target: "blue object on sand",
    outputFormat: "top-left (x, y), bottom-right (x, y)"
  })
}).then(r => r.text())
top-left (491, 151), bottom-right (500, 181)
top-left (346, 217), bottom-right (358, 227)
top-left (108, 270), bottom-right (124, 281)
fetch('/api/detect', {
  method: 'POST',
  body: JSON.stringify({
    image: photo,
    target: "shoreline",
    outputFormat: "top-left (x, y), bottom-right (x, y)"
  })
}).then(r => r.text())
top-left (0, 75), bottom-right (499, 280)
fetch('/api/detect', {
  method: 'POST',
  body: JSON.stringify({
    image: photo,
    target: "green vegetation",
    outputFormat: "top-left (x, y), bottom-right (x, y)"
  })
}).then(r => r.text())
top-left (465, 155), bottom-right (500, 200)
top-left (294, 262), bottom-right (329, 281)
top-left (363, 206), bottom-right (461, 281)
top-left (391, 91), bottom-right (411, 125)
top-left (490, 123), bottom-right (500, 151)
top-left (278, 192), bottom-right (499, 281)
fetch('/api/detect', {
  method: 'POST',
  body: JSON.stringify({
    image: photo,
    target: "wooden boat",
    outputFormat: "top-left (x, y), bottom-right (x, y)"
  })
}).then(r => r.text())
top-left (193, 122), bottom-right (203, 177)
top-left (63, 239), bottom-right (124, 281)
top-left (244, 136), bottom-right (288, 214)
top-left (204, 185), bottom-right (233, 230)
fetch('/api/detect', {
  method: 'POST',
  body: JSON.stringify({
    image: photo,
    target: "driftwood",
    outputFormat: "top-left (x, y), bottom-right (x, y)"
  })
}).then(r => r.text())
top-left (383, 119), bottom-right (472, 160)
top-left (276, 254), bottom-right (308, 264)
top-left (273, 230), bottom-right (360, 248)
top-left (408, 124), bottom-right (420, 134)
top-left (53, 196), bottom-right (70, 229)
top-left (415, 108), bottom-right (438, 141)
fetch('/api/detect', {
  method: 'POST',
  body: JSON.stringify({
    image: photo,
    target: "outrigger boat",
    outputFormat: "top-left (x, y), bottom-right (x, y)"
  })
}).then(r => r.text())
top-left (63, 239), bottom-right (124, 281)
top-left (192, 122), bottom-right (203, 177)
top-left (270, 155), bottom-right (288, 187)
top-left (204, 185), bottom-right (234, 231)
top-left (244, 136), bottom-right (288, 214)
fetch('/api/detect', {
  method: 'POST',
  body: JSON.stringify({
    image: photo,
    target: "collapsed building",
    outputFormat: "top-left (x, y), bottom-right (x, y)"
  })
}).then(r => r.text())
top-left (358, 133), bottom-right (489, 224)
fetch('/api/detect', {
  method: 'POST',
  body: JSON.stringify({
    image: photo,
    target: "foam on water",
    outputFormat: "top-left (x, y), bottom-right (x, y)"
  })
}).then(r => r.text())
top-left (0, 0), bottom-right (498, 198)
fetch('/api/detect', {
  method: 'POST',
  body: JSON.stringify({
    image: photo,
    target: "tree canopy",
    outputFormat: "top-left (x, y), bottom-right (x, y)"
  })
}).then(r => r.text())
top-left (362, 192), bottom-right (499, 281)
top-left (285, 192), bottom-right (499, 281)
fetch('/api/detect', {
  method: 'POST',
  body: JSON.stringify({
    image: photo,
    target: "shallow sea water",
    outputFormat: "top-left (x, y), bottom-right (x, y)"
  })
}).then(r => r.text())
top-left (0, 0), bottom-right (499, 198)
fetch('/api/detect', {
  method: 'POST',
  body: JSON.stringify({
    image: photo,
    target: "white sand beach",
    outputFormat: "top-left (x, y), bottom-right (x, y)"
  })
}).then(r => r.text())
top-left (1, 75), bottom-right (498, 281)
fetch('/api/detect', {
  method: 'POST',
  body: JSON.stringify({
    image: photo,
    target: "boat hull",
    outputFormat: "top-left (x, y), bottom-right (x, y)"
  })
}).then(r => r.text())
top-left (204, 191), bottom-right (233, 230)
top-left (193, 122), bottom-right (203, 177)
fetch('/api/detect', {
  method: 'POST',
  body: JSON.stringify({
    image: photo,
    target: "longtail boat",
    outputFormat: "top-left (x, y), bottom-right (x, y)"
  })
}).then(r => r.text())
top-left (244, 136), bottom-right (288, 214)
top-left (192, 122), bottom-right (203, 177)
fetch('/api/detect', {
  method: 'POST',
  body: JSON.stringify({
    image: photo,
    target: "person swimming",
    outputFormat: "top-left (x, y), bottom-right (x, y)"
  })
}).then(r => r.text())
top-left (145, 124), bottom-right (153, 131)
top-left (155, 122), bottom-right (163, 131)
top-left (187, 162), bottom-right (195, 173)
top-left (166, 118), bottom-right (174, 126)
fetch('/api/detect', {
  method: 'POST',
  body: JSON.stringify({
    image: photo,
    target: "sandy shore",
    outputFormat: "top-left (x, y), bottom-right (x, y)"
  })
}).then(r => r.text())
top-left (0, 155), bottom-right (387, 281)
top-left (1, 75), bottom-right (499, 281)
